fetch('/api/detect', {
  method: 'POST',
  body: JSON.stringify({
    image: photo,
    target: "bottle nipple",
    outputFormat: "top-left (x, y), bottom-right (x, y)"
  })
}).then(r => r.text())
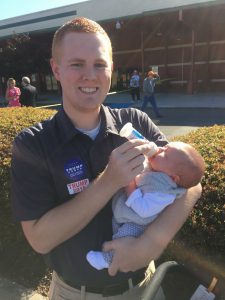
top-left (147, 142), bottom-right (159, 157)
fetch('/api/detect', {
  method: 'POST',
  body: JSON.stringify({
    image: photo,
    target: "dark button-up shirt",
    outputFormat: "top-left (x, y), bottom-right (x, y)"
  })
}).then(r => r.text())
top-left (11, 105), bottom-right (168, 288)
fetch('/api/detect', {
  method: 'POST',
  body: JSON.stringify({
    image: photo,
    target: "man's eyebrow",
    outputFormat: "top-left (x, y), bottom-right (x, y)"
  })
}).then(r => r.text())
top-left (67, 58), bottom-right (107, 63)
top-left (96, 59), bottom-right (110, 66)
top-left (94, 58), bottom-right (108, 62)
top-left (68, 58), bottom-right (85, 63)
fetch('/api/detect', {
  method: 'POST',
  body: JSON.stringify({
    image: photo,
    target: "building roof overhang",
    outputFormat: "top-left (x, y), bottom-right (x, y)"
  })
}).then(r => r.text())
top-left (0, 0), bottom-right (223, 39)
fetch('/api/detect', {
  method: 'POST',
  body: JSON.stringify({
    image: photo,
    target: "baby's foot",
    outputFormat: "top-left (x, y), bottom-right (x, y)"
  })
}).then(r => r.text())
top-left (86, 251), bottom-right (109, 270)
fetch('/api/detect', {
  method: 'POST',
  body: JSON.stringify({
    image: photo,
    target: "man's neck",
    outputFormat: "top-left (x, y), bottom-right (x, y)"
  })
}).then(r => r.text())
top-left (64, 106), bottom-right (101, 130)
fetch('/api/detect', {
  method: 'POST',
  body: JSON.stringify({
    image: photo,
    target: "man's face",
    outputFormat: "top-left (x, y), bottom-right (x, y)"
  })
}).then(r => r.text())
top-left (51, 32), bottom-right (113, 114)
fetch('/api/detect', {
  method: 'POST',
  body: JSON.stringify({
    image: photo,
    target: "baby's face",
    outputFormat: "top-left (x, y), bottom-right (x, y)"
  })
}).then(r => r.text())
top-left (148, 145), bottom-right (178, 176)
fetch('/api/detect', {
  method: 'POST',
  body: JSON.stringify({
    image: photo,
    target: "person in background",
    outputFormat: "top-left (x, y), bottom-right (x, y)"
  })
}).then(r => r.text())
top-left (86, 141), bottom-right (205, 270)
top-left (5, 78), bottom-right (21, 107)
top-left (129, 70), bottom-right (140, 101)
top-left (141, 71), bottom-right (162, 118)
top-left (11, 17), bottom-right (202, 300)
top-left (20, 76), bottom-right (37, 107)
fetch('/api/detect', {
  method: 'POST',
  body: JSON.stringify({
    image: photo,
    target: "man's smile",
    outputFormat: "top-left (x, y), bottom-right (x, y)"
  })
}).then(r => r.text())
top-left (79, 87), bottom-right (99, 94)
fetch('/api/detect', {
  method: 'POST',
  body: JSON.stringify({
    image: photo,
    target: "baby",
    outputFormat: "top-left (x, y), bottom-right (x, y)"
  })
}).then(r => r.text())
top-left (86, 141), bottom-right (205, 270)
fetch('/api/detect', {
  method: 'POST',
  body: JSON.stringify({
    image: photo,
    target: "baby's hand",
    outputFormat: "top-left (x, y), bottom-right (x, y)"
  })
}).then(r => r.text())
top-left (125, 180), bottom-right (136, 197)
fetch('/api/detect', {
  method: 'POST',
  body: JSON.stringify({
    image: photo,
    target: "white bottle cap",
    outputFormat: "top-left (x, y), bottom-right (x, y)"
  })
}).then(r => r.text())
top-left (119, 123), bottom-right (133, 138)
top-left (120, 122), bottom-right (145, 140)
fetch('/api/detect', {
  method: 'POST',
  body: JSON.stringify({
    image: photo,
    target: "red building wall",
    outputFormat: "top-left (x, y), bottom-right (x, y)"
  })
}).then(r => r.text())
top-left (1, 2), bottom-right (225, 94)
top-left (106, 3), bottom-right (225, 93)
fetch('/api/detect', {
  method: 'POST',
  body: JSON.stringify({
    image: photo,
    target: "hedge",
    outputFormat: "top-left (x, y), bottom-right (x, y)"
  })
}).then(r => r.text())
top-left (0, 107), bottom-right (224, 294)
top-left (171, 125), bottom-right (225, 254)
top-left (0, 107), bottom-right (56, 289)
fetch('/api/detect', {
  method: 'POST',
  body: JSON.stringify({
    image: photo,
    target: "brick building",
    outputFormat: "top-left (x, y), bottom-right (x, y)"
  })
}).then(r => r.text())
top-left (0, 0), bottom-right (224, 95)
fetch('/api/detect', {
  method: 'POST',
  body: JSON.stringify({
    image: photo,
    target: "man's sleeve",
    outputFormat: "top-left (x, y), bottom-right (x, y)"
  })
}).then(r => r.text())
top-left (35, 88), bottom-right (38, 101)
top-left (11, 133), bottom-right (56, 221)
top-left (129, 77), bottom-right (133, 87)
top-left (143, 79), bottom-right (147, 94)
top-left (19, 89), bottom-right (25, 105)
top-left (140, 112), bottom-right (168, 146)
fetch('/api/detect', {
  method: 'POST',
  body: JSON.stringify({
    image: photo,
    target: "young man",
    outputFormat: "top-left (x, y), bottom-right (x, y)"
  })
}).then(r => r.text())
top-left (11, 17), bottom-right (202, 300)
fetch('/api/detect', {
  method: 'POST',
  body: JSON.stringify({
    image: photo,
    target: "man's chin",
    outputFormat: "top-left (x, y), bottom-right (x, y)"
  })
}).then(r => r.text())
top-left (76, 103), bottom-right (101, 113)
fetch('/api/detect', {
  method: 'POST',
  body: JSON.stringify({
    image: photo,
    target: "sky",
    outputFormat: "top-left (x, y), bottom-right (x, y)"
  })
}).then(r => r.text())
top-left (0, 0), bottom-right (87, 21)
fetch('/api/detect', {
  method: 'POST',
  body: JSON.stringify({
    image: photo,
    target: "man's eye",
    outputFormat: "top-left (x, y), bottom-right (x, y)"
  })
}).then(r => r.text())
top-left (95, 63), bottom-right (107, 68)
top-left (71, 63), bottom-right (82, 67)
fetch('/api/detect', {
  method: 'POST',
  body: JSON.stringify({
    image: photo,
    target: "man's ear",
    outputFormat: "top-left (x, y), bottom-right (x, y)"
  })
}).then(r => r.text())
top-left (50, 58), bottom-right (60, 81)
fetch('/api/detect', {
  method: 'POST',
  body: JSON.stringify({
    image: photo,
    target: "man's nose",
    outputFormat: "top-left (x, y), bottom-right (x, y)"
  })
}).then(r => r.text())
top-left (82, 66), bottom-right (97, 81)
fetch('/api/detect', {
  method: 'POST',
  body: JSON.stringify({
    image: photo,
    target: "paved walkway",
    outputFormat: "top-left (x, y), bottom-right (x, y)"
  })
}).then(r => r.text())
top-left (104, 91), bottom-right (225, 139)
top-left (1, 91), bottom-right (225, 109)
top-left (0, 91), bottom-right (224, 299)
top-left (32, 91), bottom-right (225, 108)
top-left (105, 91), bottom-right (225, 108)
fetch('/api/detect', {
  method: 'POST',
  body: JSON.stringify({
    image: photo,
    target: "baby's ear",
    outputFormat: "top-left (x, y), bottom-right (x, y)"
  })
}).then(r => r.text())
top-left (170, 174), bottom-right (180, 185)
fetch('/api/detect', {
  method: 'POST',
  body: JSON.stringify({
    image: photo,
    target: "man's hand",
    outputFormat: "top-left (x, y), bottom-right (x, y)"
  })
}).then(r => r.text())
top-left (103, 237), bottom-right (150, 276)
top-left (104, 139), bottom-right (153, 190)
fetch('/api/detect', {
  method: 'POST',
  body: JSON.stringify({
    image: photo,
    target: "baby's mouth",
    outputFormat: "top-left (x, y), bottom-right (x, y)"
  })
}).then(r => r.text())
top-left (79, 87), bottom-right (98, 94)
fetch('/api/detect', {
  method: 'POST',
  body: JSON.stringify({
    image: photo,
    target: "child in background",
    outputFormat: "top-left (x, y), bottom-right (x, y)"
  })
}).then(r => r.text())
top-left (87, 141), bottom-right (205, 270)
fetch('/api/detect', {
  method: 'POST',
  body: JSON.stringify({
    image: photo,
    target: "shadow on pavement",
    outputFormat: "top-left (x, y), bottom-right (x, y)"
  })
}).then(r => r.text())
top-left (142, 107), bottom-right (225, 139)
top-left (148, 108), bottom-right (225, 127)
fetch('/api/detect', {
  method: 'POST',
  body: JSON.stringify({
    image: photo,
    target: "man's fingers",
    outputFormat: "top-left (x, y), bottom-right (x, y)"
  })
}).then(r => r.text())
top-left (103, 241), bottom-right (119, 276)
top-left (108, 262), bottom-right (118, 276)
top-left (118, 139), bottom-right (148, 154)
top-left (110, 139), bottom-right (152, 166)
top-left (124, 142), bottom-right (154, 159)
top-left (102, 241), bottom-right (114, 252)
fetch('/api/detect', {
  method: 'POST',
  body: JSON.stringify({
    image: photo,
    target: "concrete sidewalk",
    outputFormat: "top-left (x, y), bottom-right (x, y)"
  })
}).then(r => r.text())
top-left (0, 277), bottom-right (46, 300)
top-left (34, 91), bottom-right (225, 108)
top-left (1, 91), bottom-right (225, 108)
top-left (105, 91), bottom-right (225, 108)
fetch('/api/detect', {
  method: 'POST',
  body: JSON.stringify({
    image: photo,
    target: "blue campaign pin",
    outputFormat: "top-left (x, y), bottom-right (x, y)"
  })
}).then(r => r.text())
top-left (64, 159), bottom-right (86, 180)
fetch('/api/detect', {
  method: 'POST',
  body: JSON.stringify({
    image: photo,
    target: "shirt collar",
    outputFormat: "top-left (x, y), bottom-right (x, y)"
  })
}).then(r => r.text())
top-left (55, 108), bottom-right (80, 143)
top-left (55, 105), bottom-right (120, 143)
top-left (98, 105), bottom-right (120, 138)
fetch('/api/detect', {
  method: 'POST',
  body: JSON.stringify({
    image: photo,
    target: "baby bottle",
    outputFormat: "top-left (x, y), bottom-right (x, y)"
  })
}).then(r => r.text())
top-left (119, 122), bottom-right (158, 157)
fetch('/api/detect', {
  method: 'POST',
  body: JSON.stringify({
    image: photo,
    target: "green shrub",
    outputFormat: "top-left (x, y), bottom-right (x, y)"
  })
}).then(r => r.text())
top-left (162, 125), bottom-right (225, 293)
top-left (0, 107), bottom-right (56, 288)
top-left (171, 125), bottom-right (225, 255)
